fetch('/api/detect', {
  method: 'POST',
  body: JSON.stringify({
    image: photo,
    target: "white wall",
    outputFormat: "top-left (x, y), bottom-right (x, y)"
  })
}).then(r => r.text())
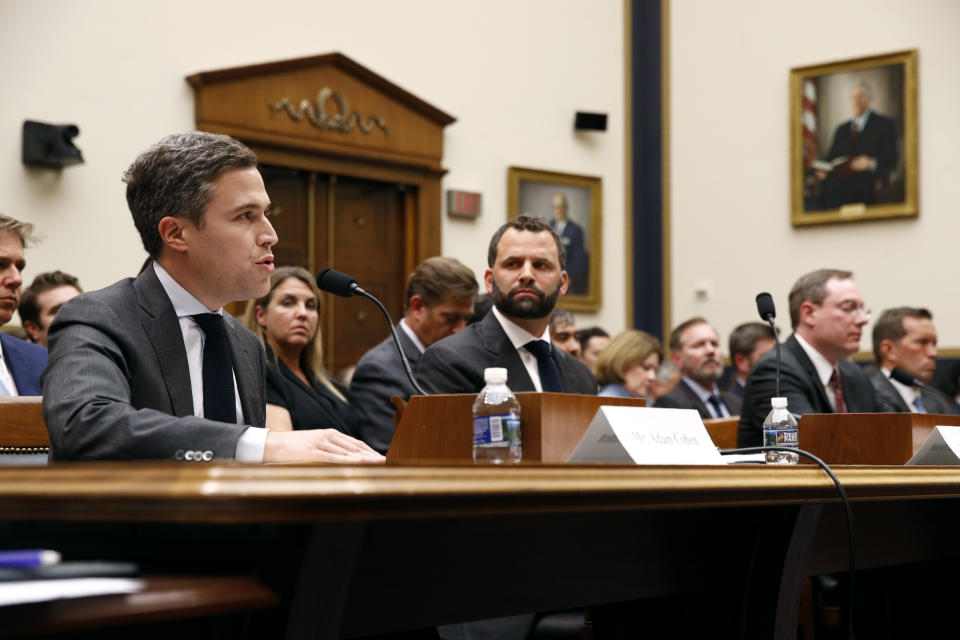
top-left (670, 0), bottom-right (960, 352)
top-left (0, 0), bottom-right (626, 333)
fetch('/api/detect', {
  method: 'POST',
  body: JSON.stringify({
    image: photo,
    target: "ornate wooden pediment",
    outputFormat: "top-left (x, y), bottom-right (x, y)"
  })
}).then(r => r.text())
top-left (186, 52), bottom-right (455, 174)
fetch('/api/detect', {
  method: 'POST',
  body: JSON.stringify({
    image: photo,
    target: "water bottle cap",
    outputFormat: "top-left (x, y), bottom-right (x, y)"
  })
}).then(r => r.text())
top-left (770, 397), bottom-right (788, 409)
top-left (483, 367), bottom-right (508, 384)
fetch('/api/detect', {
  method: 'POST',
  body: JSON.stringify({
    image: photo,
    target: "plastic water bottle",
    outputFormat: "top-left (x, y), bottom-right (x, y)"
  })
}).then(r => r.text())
top-left (763, 397), bottom-right (798, 464)
top-left (472, 367), bottom-right (522, 464)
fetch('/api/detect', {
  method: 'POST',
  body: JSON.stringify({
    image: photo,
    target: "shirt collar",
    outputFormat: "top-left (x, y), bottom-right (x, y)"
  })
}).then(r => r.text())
top-left (794, 333), bottom-right (836, 387)
top-left (682, 375), bottom-right (719, 402)
top-left (881, 367), bottom-right (919, 403)
top-left (491, 305), bottom-right (551, 350)
top-left (398, 318), bottom-right (426, 354)
top-left (153, 262), bottom-right (222, 318)
top-left (854, 110), bottom-right (872, 132)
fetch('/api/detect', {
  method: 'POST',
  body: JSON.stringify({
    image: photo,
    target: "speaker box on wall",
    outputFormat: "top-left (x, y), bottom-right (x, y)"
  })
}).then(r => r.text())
top-left (22, 120), bottom-right (84, 169)
top-left (574, 112), bottom-right (608, 131)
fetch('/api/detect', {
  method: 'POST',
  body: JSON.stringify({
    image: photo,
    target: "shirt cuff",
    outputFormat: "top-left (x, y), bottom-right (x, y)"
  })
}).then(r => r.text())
top-left (235, 427), bottom-right (268, 463)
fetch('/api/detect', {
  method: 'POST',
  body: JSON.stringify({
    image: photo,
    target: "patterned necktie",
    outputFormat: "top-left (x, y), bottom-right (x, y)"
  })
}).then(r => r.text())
top-left (913, 393), bottom-right (926, 414)
top-left (829, 368), bottom-right (846, 413)
top-left (707, 394), bottom-right (726, 418)
top-left (523, 340), bottom-right (566, 393)
top-left (191, 313), bottom-right (237, 423)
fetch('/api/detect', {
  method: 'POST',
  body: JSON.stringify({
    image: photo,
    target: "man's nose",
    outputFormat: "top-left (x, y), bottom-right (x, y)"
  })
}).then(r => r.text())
top-left (261, 217), bottom-right (279, 246)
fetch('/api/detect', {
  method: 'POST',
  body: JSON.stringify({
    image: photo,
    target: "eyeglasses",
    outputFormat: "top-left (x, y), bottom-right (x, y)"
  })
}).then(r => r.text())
top-left (827, 300), bottom-right (871, 319)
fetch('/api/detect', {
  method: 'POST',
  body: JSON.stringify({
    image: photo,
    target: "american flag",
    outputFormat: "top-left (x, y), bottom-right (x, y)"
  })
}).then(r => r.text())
top-left (802, 79), bottom-right (818, 168)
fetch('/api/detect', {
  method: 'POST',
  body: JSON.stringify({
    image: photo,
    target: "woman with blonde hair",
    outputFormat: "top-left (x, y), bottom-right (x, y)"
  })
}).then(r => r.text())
top-left (243, 266), bottom-right (360, 436)
top-left (595, 330), bottom-right (662, 400)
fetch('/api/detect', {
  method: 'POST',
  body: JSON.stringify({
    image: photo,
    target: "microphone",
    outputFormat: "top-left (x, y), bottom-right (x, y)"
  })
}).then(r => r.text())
top-left (755, 292), bottom-right (782, 399)
top-left (889, 367), bottom-right (955, 410)
top-left (316, 268), bottom-right (427, 396)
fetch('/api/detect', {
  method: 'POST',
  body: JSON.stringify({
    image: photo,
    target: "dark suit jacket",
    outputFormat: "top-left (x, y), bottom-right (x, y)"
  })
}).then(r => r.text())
top-left (653, 379), bottom-right (742, 419)
top-left (822, 111), bottom-right (898, 208)
top-left (350, 328), bottom-right (421, 454)
top-left (737, 335), bottom-right (881, 447)
top-left (552, 219), bottom-right (588, 295)
top-left (417, 311), bottom-right (596, 395)
top-left (869, 370), bottom-right (958, 415)
top-left (41, 265), bottom-right (267, 461)
top-left (0, 332), bottom-right (46, 395)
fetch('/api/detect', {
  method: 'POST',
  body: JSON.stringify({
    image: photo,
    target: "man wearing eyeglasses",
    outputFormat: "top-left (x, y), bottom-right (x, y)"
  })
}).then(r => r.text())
top-left (737, 268), bottom-right (881, 447)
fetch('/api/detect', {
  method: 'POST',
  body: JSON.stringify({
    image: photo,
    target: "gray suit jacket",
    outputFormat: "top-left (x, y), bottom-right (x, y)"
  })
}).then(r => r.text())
top-left (653, 379), bottom-right (742, 419)
top-left (869, 370), bottom-right (957, 415)
top-left (41, 265), bottom-right (266, 461)
top-left (417, 311), bottom-right (596, 395)
top-left (350, 328), bottom-right (421, 454)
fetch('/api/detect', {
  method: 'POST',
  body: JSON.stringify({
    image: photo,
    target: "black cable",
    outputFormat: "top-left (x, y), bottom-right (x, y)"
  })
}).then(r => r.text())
top-left (720, 446), bottom-right (856, 640)
top-left (354, 289), bottom-right (427, 396)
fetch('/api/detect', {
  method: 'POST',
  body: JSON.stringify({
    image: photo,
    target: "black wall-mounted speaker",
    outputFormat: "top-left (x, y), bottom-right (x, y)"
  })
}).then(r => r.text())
top-left (574, 111), bottom-right (608, 131)
top-left (22, 120), bottom-right (84, 169)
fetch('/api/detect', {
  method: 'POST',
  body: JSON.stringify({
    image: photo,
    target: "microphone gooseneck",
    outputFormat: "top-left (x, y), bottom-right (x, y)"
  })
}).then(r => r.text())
top-left (890, 366), bottom-right (956, 410)
top-left (316, 268), bottom-right (427, 396)
top-left (755, 292), bottom-right (781, 399)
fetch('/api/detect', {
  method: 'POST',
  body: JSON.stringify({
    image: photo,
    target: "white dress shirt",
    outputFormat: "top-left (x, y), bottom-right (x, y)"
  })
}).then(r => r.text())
top-left (881, 367), bottom-right (921, 413)
top-left (0, 346), bottom-right (18, 396)
top-left (682, 375), bottom-right (730, 418)
top-left (794, 333), bottom-right (840, 411)
top-left (398, 318), bottom-right (426, 354)
top-left (490, 306), bottom-right (552, 392)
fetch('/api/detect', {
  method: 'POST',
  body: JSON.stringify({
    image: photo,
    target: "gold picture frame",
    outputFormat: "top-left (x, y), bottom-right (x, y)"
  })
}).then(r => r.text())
top-left (790, 49), bottom-right (918, 227)
top-left (507, 166), bottom-right (602, 312)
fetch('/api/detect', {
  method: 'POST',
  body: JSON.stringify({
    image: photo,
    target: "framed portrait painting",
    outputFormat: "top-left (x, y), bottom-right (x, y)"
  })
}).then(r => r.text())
top-left (507, 167), bottom-right (602, 312)
top-left (790, 49), bottom-right (918, 226)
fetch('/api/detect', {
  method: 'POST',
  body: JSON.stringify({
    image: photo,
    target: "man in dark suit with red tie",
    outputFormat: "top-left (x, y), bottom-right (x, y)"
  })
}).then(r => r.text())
top-left (737, 268), bottom-right (881, 447)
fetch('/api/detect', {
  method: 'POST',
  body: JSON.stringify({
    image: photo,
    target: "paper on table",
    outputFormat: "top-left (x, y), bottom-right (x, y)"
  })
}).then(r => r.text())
top-left (0, 577), bottom-right (143, 607)
top-left (906, 426), bottom-right (960, 465)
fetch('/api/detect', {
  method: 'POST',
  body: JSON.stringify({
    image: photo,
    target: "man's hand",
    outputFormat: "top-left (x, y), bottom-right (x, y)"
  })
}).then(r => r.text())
top-left (264, 429), bottom-right (385, 464)
top-left (850, 155), bottom-right (875, 172)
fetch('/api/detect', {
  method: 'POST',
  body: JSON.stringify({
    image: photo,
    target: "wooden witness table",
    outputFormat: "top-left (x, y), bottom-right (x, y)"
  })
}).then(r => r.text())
top-left (3, 463), bottom-right (960, 638)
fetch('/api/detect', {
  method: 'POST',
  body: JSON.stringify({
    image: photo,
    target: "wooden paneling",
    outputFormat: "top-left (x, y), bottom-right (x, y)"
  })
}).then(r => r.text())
top-left (0, 396), bottom-right (48, 448)
top-left (798, 412), bottom-right (960, 464)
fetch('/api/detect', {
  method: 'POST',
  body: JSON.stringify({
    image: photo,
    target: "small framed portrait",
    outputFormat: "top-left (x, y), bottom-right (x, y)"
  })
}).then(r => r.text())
top-left (507, 167), bottom-right (602, 312)
top-left (790, 49), bottom-right (918, 226)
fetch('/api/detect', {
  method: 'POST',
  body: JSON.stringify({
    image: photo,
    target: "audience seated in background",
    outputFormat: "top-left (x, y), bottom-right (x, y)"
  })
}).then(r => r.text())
top-left (350, 256), bottom-right (477, 453)
top-left (869, 307), bottom-right (957, 414)
top-left (726, 321), bottom-right (776, 398)
top-left (548, 309), bottom-right (580, 358)
top-left (932, 360), bottom-right (960, 414)
top-left (243, 266), bottom-right (359, 435)
top-left (42, 131), bottom-right (381, 463)
top-left (595, 330), bottom-right (661, 401)
top-left (577, 326), bottom-right (609, 375)
top-left (19, 270), bottom-right (82, 347)
top-left (738, 268), bottom-right (881, 447)
top-left (0, 214), bottom-right (46, 396)
top-left (652, 360), bottom-right (681, 400)
top-left (654, 317), bottom-right (741, 419)
top-left (418, 214), bottom-right (596, 397)
top-left (467, 292), bottom-right (492, 325)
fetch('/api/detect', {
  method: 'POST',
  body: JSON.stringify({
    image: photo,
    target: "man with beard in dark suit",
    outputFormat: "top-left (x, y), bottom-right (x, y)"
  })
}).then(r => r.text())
top-left (738, 269), bottom-right (881, 447)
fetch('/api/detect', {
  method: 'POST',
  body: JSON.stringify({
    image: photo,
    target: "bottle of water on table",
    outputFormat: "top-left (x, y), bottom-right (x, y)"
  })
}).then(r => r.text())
top-left (763, 396), bottom-right (798, 464)
top-left (472, 367), bottom-right (522, 464)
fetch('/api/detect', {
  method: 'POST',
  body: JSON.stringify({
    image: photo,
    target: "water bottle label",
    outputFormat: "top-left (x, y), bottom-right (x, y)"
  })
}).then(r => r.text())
top-left (473, 414), bottom-right (521, 446)
top-left (764, 428), bottom-right (798, 447)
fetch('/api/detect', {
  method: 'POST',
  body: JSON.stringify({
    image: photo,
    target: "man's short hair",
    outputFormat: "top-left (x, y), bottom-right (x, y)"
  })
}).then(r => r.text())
top-left (18, 271), bottom-right (82, 327)
top-left (0, 214), bottom-right (38, 247)
top-left (550, 309), bottom-right (575, 331)
top-left (577, 326), bottom-right (609, 353)
top-left (405, 256), bottom-right (478, 312)
top-left (122, 131), bottom-right (258, 258)
top-left (487, 215), bottom-right (566, 270)
top-left (788, 269), bottom-right (854, 329)
top-left (669, 317), bottom-right (709, 352)
top-left (871, 307), bottom-right (933, 363)
top-left (729, 322), bottom-right (776, 360)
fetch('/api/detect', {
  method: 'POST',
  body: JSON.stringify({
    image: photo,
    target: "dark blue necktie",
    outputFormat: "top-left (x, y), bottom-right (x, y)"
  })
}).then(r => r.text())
top-left (191, 313), bottom-right (237, 423)
top-left (524, 340), bottom-right (565, 393)
top-left (913, 393), bottom-right (927, 414)
top-left (707, 394), bottom-right (726, 418)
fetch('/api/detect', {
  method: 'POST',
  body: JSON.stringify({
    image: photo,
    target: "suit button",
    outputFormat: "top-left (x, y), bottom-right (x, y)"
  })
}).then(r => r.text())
top-left (201, 451), bottom-right (214, 461)
top-left (175, 450), bottom-right (185, 461)
top-left (184, 450), bottom-right (195, 461)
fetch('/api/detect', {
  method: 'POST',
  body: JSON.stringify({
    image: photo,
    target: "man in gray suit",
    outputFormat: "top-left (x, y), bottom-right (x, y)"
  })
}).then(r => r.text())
top-left (870, 307), bottom-right (957, 414)
top-left (351, 256), bottom-right (477, 453)
top-left (42, 131), bottom-right (382, 464)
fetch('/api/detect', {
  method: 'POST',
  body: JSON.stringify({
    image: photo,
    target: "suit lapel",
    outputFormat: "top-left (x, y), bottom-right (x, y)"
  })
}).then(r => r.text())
top-left (679, 380), bottom-right (711, 419)
top-left (0, 334), bottom-right (39, 395)
top-left (480, 313), bottom-right (534, 392)
top-left (397, 329), bottom-right (422, 369)
top-left (785, 335), bottom-right (832, 412)
top-left (224, 314), bottom-right (263, 427)
top-left (134, 267), bottom-right (195, 417)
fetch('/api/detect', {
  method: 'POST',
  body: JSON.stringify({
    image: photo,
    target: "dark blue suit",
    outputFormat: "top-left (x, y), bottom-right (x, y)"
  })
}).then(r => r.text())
top-left (551, 219), bottom-right (588, 294)
top-left (0, 332), bottom-right (47, 395)
top-left (821, 111), bottom-right (898, 208)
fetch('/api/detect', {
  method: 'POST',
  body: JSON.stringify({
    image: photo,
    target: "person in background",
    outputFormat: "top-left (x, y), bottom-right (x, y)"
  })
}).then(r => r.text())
top-left (595, 330), bottom-right (662, 400)
top-left (726, 322), bottom-right (777, 398)
top-left (243, 266), bottom-right (357, 435)
top-left (467, 292), bottom-right (492, 325)
top-left (652, 360), bottom-right (681, 400)
top-left (549, 308), bottom-right (580, 358)
top-left (19, 271), bottom-right (83, 347)
top-left (0, 214), bottom-right (46, 396)
top-left (577, 326), bottom-right (609, 375)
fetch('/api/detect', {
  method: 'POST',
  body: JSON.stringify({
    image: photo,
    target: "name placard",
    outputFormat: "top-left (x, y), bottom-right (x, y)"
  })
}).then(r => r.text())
top-left (566, 406), bottom-right (725, 465)
top-left (907, 426), bottom-right (960, 465)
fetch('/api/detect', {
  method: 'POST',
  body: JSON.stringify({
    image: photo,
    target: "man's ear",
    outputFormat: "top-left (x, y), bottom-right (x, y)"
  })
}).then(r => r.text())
top-left (733, 352), bottom-right (750, 375)
top-left (879, 338), bottom-right (897, 363)
top-left (22, 320), bottom-right (41, 343)
top-left (558, 270), bottom-right (569, 296)
top-left (799, 300), bottom-right (818, 328)
top-left (484, 269), bottom-right (494, 295)
top-left (157, 216), bottom-right (190, 253)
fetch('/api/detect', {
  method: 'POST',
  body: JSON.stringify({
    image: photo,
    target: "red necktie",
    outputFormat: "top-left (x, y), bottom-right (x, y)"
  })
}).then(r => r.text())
top-left (829, 369), bottom-right (846, 413)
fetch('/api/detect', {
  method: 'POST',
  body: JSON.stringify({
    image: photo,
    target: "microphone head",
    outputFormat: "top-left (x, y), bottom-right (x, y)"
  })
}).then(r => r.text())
top-left (316, 268), bottom-right (358, 297)
top-left (755, 292), bottom-right (776, 321)
top-left (890, 367), bottom-right (918, 387)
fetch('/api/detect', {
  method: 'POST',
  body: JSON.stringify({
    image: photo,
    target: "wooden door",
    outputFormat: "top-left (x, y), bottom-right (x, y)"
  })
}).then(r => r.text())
top-left (259, 167), bottom-right (406, 376)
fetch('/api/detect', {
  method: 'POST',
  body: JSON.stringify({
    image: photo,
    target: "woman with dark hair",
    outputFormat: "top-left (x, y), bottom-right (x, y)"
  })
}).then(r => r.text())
top-left (242, 266), bottom-right (359, 435)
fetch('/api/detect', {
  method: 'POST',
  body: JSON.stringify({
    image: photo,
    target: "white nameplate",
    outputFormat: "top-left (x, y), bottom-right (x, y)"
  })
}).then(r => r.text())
top-left (566, 406), bottom-right (725, 465)
top-left (906, 426), bottom-right (960, 465)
